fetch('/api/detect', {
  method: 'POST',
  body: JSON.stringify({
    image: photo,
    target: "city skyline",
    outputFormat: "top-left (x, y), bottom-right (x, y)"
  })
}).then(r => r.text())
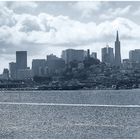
top-left (1, 1), bottom-right (140, 72)
top-left (0, 30), bottom-right (140, 75)
top-left (1, 30), bottom-right (140, 85)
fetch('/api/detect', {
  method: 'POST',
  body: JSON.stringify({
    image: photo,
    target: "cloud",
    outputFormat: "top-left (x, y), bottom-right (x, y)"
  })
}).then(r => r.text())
top-left (0, 7), bottom-right (15, 27)
top-left (73, 1), bottom-right (102, 18)
top-left (15, 14), bottom-right (44, 32)
top-left (0, 7), bottom-right (140, 48)
top-left (0, 2), bottom-right (7, 8)
top-left (133, 6), bottom-right (140, 16)
top-left (0, 2), bottom-right (138, 48)
top-left (100, 5), bottom-right (131, 20)
top-left (10, 2), bottom-right (38, 12)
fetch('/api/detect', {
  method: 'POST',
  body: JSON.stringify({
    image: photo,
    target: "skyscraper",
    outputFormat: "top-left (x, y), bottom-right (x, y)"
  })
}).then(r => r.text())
top-left (47, 54), bottom-right (65, 75)
top-left (115, 31), bottom-right (121, 67)
top-left (102, 45), bottom-right (114, 65)
top-left (16, 51), bottom-right (27, 70)
top-left (32, 59), bottom-right (46, 77)
top-left (129, 49), bottom-right (140, 63)
top-left (61, 49), bottom-right (85, 64)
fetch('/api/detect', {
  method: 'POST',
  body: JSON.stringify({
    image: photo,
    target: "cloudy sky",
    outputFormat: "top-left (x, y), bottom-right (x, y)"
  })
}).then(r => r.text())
top-left (0, 1), bottom-right (140, 73)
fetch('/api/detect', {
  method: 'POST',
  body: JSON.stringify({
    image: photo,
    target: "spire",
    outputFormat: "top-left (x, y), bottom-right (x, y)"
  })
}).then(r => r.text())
top-left (116, 30), bottom-right (119, 41)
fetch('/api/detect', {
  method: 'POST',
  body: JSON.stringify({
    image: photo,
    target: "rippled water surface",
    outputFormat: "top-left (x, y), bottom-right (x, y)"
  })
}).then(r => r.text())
top-left (0, 89), bottom-right (140, 138)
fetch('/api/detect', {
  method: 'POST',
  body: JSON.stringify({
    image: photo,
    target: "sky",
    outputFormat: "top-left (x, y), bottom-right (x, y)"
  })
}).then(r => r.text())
top-left (0, 1), bottom-right (140, 73)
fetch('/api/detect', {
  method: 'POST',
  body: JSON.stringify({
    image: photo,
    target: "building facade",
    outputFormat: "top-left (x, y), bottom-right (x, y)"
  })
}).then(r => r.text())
top-left (47, 54), bottom-right (65, 75)
top-left (61, 49), bottom-right (85, 64)
top-left (16, 51), bottom-right (27, 70)
top-left (102, 45), bottom-right (114, 65)
top-left (9, 62), bottom-right (17, 80)
top-left (1, 69), bottom-right (9, 80)
top-left (17, 68), bottom-right (33, 80)
top-left (32, 59), bottom-right (46, 77)
top-left (129, 49), bottom-right (140, 63)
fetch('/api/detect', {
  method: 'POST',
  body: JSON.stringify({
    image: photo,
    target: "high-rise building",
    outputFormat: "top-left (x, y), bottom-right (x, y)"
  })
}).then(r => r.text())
top-left (61, 49), bottom-right (85, 64)
top-left (47, 54), bottom-right (65, 75)
top-left (102, 45), bottom-right (114, 65)
top-left (115, 31), bottom-right (121, 67)
top-left (129, 49), bottom-right (140, 63)
top-left (16, 51), bottom-right (27, 70)
top-left (32, 59), bottom-right (46, 77)
top-left (9, 62), bottom-right (17, 80)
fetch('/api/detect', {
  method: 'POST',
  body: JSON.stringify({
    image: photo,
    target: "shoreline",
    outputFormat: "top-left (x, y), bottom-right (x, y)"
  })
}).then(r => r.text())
top-left (0, 87), bottom-right (140, 91)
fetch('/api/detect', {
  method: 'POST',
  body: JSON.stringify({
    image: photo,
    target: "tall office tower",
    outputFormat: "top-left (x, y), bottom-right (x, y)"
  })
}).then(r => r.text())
top-left (16, 51), bottom-right (27, 70)
top-left (129, 49), bottom-right (140, 63)
top-left (61, 49), bottom-right (85, 64)
top-left (102, 45), bottom-right (114, 65)
top-left (32, 59), bottom-right (46, 77)
top-left (47, 54), bottom-right (65, 74)
top-left (9, 62), bottom-right (17, 80)
top-left (115, 31), bottom-right (121, 67)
